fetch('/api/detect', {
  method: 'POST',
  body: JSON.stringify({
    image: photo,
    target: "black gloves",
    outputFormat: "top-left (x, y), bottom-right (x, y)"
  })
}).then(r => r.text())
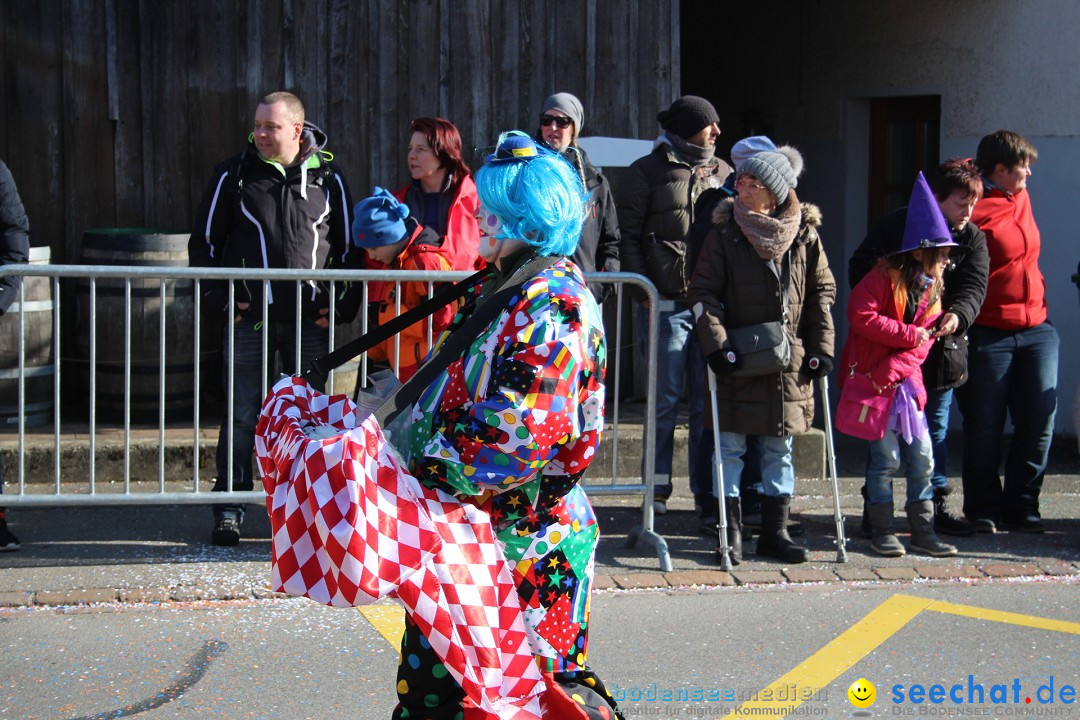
top-left (707, 349), bottom-right (739, 376)
top-left (801, 353), bottom-right (833, 378)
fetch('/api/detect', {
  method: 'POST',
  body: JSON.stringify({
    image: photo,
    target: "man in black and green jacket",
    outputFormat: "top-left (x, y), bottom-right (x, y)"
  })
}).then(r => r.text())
top-left (190, 91), bottom-right (359, 546)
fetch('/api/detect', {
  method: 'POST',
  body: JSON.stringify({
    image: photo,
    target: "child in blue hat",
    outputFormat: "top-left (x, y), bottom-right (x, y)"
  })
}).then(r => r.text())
top-left (352, 187), bottom-right (455, 380)
top-left (837, 171), bottom-right (965, 558)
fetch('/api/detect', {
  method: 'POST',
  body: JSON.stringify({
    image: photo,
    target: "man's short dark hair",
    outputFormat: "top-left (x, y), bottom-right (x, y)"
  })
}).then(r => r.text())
top-left (927, 157), bottom-right (983, 202)
top-left (258, 91), bottom-right (305, 124)
top-left (975, 130), bottom-right (1037, 175)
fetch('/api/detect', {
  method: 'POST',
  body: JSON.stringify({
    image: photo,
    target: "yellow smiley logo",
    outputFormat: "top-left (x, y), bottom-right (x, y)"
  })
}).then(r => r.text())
top-left (848, 678), bottom-right (876, 708)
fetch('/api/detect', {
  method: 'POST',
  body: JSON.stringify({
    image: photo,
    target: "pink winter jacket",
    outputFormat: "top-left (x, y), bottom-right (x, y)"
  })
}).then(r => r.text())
top-left (838, 264), bottom-right (942, 410)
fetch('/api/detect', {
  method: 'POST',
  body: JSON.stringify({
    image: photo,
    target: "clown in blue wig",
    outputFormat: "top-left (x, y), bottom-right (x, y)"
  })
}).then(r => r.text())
top-left (391, 130), bottom-right (625, 719)
top-left (473, 131), bottom-right (587, 262)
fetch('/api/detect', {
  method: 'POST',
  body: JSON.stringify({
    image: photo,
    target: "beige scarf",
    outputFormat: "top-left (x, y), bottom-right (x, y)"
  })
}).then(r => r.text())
top-left (732, 192), bottom-right (802, 261)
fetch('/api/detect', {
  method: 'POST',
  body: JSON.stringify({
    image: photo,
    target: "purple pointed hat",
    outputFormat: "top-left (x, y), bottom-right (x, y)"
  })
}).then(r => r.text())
top-left (899, 171), bottom-right (960, 254)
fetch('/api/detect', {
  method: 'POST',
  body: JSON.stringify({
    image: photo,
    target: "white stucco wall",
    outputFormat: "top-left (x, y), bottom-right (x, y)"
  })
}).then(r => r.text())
top-left (751, 0), bottom-right (1080, 140)
top-left (717, 0), bottom-right (1079, 435)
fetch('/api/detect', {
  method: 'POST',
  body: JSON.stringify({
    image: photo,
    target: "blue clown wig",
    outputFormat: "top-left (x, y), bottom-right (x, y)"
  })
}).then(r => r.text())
top-left (474, 131), bottom-right (585, 257)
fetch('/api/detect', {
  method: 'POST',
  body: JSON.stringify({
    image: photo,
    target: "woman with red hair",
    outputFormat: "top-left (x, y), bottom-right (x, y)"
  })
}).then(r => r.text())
top-left (394, 117), bottom-right (482, 270)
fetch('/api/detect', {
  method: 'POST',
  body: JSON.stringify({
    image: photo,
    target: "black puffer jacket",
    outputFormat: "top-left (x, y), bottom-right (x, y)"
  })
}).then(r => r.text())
top-left (0, 159), bottom-right (30, 316)
top-left (189, 123), bottom-right (358, 323)
top-left (617, 142), bottom-right (730, 301)
top-left (848, 206), bottom-right (989, 389)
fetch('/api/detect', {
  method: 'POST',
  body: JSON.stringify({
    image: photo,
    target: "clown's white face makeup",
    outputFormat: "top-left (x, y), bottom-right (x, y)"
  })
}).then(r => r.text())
top-left (477, 207), bottom-right (504, 261)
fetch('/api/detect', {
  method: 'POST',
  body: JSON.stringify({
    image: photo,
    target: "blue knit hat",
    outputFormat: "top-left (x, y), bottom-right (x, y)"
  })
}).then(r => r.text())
top-left (352, 187), bottom-right (410, 248)
top-left (730, 135), bottom-right (776, 171)
top-left (899, 172), bottom-right (960, 254)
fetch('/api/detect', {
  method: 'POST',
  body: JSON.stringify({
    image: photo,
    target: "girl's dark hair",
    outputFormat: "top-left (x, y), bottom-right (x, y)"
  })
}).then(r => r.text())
top-left (409, 117), bottom-right (472, 192)
top-left (882, 249), bottom-right (946, 311)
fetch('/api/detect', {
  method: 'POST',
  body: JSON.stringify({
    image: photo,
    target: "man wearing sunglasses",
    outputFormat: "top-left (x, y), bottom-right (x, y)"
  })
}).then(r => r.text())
top-left (533, 92), bottom-right (621, 303)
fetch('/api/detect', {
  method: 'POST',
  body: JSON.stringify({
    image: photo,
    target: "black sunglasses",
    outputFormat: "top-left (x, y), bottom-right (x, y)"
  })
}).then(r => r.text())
top-left (539, 114), bottom-right (573, 129)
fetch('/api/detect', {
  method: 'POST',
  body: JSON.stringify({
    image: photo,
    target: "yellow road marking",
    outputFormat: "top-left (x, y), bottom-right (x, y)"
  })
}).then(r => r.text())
top-left (724, 593), bottom-right (1080, 719)
top-left (924, 598), bottom-right (1080, 635)
top-left (723, 594), bottom-right (930, 719)
top-left (358, 604), bottom-right (405, 648)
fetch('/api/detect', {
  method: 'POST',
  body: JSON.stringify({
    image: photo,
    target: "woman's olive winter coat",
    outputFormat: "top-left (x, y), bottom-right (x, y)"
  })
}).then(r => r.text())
top-left (688, 195), bottom-right (836, 437)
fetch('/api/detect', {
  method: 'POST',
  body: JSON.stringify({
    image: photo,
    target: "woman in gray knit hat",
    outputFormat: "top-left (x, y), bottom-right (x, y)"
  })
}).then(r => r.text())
top-left (687, 146), bottom-right (837, 565)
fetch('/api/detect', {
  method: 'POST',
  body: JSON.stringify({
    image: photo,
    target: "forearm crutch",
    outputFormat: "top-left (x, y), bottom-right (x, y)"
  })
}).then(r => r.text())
top-left (816, 373), bottom-right (848, 563)
top-left (708, 367), bottom-right (733, 571)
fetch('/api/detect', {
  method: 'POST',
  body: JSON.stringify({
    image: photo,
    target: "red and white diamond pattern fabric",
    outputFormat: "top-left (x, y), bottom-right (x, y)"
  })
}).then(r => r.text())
top-left (255, 376), bottom-right (544, 719)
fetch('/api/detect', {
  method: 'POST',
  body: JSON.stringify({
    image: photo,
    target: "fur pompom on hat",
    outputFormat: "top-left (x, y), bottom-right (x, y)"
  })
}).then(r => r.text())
top-left (738, 145), bottom-right (804, 204)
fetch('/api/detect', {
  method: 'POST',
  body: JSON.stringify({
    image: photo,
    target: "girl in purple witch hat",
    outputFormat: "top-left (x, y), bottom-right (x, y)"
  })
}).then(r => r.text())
top-left (837, 171), bottom-right (966, 559)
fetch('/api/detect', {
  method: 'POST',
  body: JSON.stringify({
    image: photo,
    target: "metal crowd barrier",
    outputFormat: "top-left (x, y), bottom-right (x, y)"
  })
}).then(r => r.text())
top-left (0, 264), bottom-right (670, 569)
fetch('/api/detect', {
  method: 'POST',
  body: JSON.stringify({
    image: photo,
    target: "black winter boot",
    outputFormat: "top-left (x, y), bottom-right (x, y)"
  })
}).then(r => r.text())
top-left (756, 495), bottom-right (808, 564)
top-left (867, 502), bottom-right (905, 557)
top-left (716, 499), bottom-right (742, 566)
top-left (933, 488), bottom-right (974, 537)
top-left (907, 500), bottom-right (958, 557)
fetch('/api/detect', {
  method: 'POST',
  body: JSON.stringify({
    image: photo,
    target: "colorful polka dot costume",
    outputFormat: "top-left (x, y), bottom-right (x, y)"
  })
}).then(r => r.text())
top-left (394, 255), bottom-right (623, 719)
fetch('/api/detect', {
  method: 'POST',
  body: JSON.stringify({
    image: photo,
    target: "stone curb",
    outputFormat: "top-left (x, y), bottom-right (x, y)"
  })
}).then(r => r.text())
top-left (0, 586), bottom-right (289, 608)
top-left (2, 560), bottom-right (1075, 608)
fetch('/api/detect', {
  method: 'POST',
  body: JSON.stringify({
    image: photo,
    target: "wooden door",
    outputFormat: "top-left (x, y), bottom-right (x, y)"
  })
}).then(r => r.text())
top-left (868, 96), bottom-right (941, 228)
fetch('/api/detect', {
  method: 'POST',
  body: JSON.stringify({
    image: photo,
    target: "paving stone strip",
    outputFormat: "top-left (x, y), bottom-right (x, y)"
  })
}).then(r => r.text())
top-left (2, 561), bottom-right (1075, 608)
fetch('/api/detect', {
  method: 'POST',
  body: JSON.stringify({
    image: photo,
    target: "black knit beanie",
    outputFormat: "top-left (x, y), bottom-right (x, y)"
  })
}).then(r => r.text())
top-left (657, 95), bottom-right (719, 141)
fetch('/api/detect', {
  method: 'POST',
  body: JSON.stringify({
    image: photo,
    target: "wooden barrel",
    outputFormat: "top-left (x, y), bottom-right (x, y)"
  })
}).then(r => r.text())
top-left (72, 229), bottom-right (195, 422)
top-left (0, 247), bottom-right (54, 427)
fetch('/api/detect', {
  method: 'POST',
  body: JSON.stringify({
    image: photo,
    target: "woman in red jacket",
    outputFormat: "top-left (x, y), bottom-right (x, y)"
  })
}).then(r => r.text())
top-left (393, 117), bottom-right (482, 271)
top-left (838, 172), bottom-right (960, 558)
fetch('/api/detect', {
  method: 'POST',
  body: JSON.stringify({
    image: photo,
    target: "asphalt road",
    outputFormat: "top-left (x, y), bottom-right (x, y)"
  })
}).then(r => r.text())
top-left (3, 581), bottom-right (1078, 719)
top-left (1, 434), bottom-right (1077, 720)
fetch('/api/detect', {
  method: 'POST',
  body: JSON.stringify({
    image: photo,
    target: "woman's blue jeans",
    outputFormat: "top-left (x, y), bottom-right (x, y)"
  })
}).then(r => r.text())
top-left (924, 387), bottom-right (954, 491)
top-left (715, 433), bottom-right (794, 498)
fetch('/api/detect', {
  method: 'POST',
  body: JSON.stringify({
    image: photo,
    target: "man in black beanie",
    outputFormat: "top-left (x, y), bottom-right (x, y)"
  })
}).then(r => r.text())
top-left (616, 95), bottom-right (732, 525)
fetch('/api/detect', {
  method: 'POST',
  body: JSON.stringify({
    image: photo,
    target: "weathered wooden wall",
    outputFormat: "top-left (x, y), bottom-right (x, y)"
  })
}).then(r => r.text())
top-left (0, 0), bottom-right (680, 262)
